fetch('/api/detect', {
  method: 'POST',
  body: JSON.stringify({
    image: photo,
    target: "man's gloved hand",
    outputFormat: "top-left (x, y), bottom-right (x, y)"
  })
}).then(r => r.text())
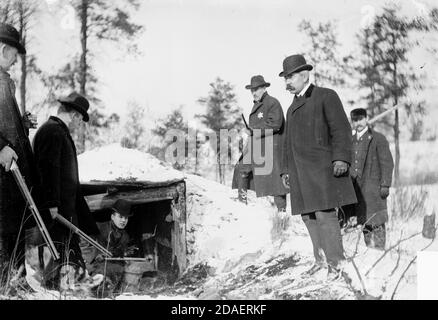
top-left (380, 186), bottom-right (390, 199)
top-left (281, 174), bottom-right (290, 189)
top-left (0, 146), bottom-right (18, 171)
top-left (95, 254), bottom-right (105, 263)
top-left (333, 161), bottom-right (348, 177)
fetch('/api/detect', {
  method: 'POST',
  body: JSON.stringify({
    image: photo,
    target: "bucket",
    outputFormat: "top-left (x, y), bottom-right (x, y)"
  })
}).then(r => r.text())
top-left (123, 259), bottom-right (155, 290)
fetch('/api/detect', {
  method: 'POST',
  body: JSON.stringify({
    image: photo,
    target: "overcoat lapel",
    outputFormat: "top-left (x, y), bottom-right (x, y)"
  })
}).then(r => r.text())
top-left (291, 84), bottom-right (314, 114)
top-left (358, 129), bottom-right (374, 175)
top-left (249, 92), bottom-right (268, 116)
top-left (249, 101), bottom-right (263, 116)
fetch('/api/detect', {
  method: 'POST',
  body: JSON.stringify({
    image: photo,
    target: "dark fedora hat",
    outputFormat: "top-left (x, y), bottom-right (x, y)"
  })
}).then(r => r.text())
top-left (0, 23), bottom-right (26, 54)
top-left (112, 199), bottom-right (133, 217)
top-left (279, 54), bottom-right (313, 77)
top-left (58, 92), bottom-right (90, 122)
top-left (245, 75), bottom-right (271, 90)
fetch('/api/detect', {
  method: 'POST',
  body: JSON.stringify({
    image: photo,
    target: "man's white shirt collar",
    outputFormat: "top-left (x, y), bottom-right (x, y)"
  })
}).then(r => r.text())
top-left (357, 126), bottom-right (369, 139)
top-left (298, 82), bottom-right (312, 97)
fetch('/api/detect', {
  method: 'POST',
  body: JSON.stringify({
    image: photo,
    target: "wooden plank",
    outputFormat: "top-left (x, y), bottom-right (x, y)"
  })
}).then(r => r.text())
top-left (171, 181), bottom-right (187, 274)
top-left (81, 178), bottom-right (185, 190)
top-left (85, 186), bottom-right (178, 212)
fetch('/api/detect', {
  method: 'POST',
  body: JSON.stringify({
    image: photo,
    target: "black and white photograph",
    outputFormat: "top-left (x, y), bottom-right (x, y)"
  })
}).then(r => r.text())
top-left (0, 0), bottom-right (437, 303)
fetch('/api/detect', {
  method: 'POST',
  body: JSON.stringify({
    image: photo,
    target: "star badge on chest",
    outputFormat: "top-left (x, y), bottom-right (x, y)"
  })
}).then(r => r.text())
top-left (257, 112), bottom-right (264, 119)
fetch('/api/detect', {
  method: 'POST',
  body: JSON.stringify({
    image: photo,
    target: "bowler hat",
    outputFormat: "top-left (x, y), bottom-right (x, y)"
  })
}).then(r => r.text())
top-left (112, 199), bottom-right (133, 217)
top-left (58, 92), bottom-right (90, 122)
top-left (350, 108), bottom-right (367, 120)
top-left (0, 23), bottom-right (26, 54)
top-left (279, 54), bottom-right (313, 77)
top-left (245, 75), bottom-right (271, 90)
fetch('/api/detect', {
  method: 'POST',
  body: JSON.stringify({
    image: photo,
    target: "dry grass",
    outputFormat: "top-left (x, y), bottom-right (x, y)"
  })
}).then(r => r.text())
top-left (390, 185), bottom-right (428, 221)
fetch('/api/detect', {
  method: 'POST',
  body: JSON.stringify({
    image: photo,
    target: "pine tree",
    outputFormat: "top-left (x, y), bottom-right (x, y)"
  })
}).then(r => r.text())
top-left (70, 0), bottom-right (144, 151)
top-left (152, 107), bottom-right (189, 171)
top-left (196, 78), bottom-right (242, 184)
top-left (354, 4), bottom-right (435, 184)
top-left (298, 19), bottom-right (353, 87)
top-left (122, 101), bottom-right (147, 150)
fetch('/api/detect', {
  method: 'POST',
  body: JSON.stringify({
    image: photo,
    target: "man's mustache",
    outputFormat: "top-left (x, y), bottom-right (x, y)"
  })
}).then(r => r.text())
top-left (286, 85), bottom-right (295, 91)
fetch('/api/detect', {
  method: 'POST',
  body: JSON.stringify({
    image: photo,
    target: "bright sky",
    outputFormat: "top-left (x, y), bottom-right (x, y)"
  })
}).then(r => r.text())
top-left (33, 0), bottom-right (437, 132)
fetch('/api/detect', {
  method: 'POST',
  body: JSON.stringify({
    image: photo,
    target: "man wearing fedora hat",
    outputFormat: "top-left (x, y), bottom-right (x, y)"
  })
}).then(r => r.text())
top-left (32, 92), bottom-right (99, 290)
top-left (0, 23), bottom-right (38, 277)
top-left (279, 54), bottom-right (357, 280)
top-left (232, 75), bottom-right (288, 212)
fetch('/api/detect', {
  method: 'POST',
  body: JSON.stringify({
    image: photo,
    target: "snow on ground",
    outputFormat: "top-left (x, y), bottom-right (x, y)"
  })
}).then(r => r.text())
top-left (16, 143), bottom-right (438, 300)
top-left (78, 143), bottom-right (185, 183)
top-left (76, 144), bottom-right (438, 300)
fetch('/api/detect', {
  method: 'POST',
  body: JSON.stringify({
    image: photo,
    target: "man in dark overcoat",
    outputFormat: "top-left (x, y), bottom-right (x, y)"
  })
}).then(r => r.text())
top-left (342, 108), bottom-right (394, 250)
top-left (0, 23), bottom-right (38, 277)
top-left (279, 54), bottom-right (357, 279)
top-left (33, 92), bottom-right (99, 289)
top-left (232, 75), bottom-right (288, 211)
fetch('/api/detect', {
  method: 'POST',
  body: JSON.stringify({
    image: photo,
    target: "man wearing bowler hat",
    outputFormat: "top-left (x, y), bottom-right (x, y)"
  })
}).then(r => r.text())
top-left (232, 75), bottom-right (288, 213)
top-left (0, 23), bottom-right (38, 279)
top-left (279, 54), bottom-right (357, 280)
top-left (33, 92), bottom-right (100, 291)
top-left (90, 199), bottom-right (137, 296)
top-left (342, 108), bottom-right (394, 250)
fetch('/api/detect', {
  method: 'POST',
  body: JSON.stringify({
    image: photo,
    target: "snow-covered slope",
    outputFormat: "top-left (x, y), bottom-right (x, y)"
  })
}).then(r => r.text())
top-left (19, 144), bottom-right (438, 300)
top-left (78, 143), bottom-right (185, 183)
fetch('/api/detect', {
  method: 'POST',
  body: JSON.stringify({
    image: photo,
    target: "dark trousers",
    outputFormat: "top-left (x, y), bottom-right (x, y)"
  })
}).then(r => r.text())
top-left (363, 224), bottom-right (386, 250)
top-left (239, 165), bottom-right (286, 211)
top-left (0, 231), bottom-right (26, 284)
top-left (302, 210), bottom-right (345, 267)
top-left (274, 195), bottom-right (287, 211)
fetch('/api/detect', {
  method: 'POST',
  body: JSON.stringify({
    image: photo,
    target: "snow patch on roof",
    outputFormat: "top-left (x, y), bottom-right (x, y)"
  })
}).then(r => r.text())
top-left (78, 144), bottom-right (185, 183)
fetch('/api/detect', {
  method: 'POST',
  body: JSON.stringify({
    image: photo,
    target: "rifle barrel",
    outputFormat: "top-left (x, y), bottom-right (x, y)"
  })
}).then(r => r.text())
top-left (367, 104), bottom-right (400, 125)
top-left (53, 213), bottom-right (112, 257)
top-left (105, 257), bottom-right (148, 262)
top-left (10, 161), bottom-right (60, 260)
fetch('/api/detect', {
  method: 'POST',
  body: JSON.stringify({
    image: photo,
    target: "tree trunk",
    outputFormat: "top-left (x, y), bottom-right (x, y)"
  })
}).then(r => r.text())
top-left (394, 108), bottom-right (400, 186)
top-left (217, 156), bottom-right (223, 184)
top-left (391, 34), bottom-right (400, 186)
top-left (18, 5), bottom-right (26, 115)
top-left (19, 53), bottom-right (26, 114)
top-left (79, 0), bottom-right (87, 96)
top-left (78, 0), bottom-right (88, 153)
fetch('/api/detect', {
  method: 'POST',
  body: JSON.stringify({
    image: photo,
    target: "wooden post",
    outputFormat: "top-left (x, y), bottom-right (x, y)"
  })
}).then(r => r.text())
top-left (422, 211), bottom-right (436, 239)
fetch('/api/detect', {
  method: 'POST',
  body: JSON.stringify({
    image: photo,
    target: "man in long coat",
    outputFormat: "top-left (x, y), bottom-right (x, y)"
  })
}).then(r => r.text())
top-left (232, 75), bottom-right (288, 211)
top-left (279, 54), bottom-right (357, 279)
top-left (33, 92), bottom-right (99, 289)
top-left (343, 108), bottom-right (394, 249)
top-left (0, 23), bottom-right (37, 277)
